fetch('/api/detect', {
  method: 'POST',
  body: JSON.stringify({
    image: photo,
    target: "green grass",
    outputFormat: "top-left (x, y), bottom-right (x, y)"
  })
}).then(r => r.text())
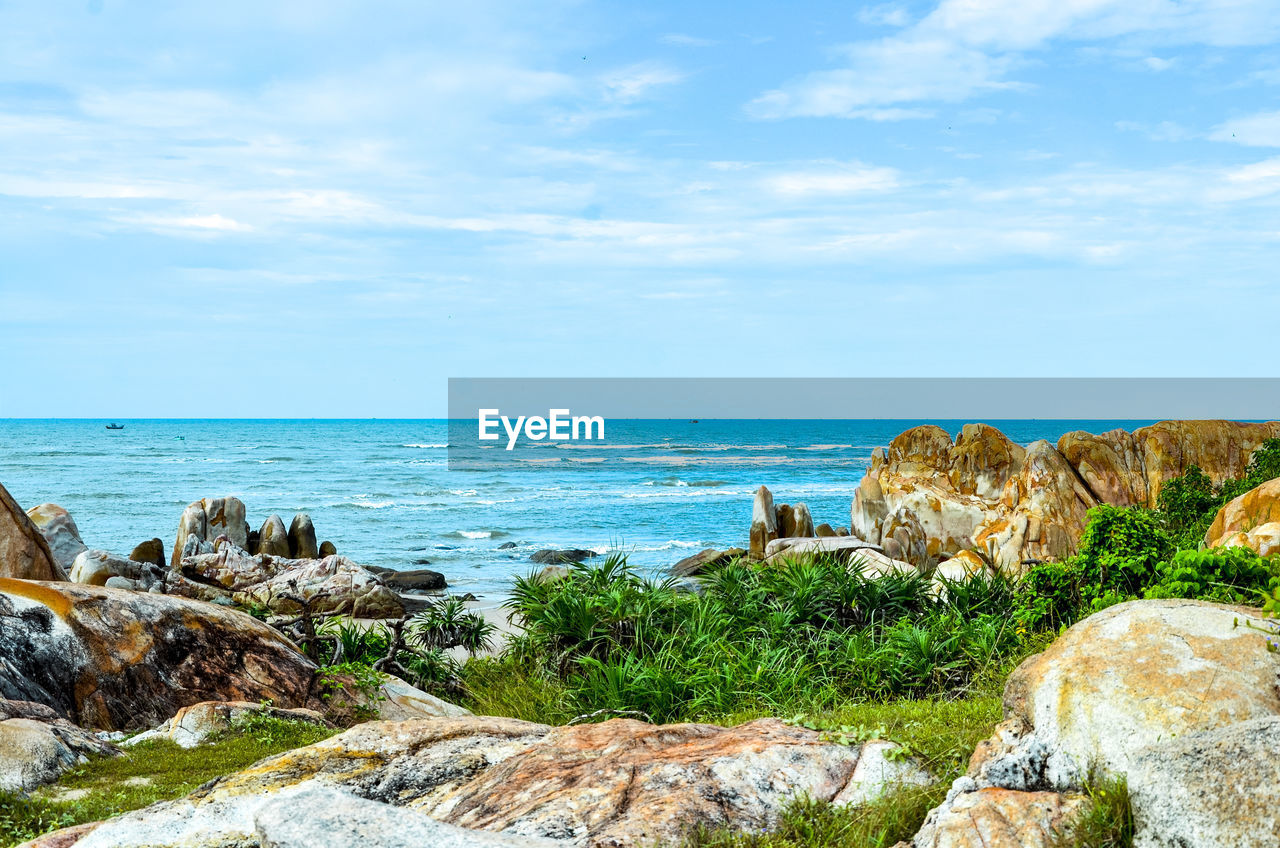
top-left (0, 716), bottom-right (337, 848)
top-left (1053, 777), bottom-right (1134, 848)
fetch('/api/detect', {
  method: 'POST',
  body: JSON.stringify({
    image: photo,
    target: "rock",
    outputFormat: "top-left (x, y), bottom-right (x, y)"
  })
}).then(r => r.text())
top-left (40, 716), bottom-right (931, 848)
top-left (256, 515), bottom-right (290, 557)
top-left (0, 483), bottom-right (64, 581)
top-left (534, 565), bottom-right (569, 583)
top-left (1204, 476), bottom-right (1280, 555)
top-left (991, 599), bottom-right (1280, 787)
top-left (909, 788), bottom-right (1085, 848)
top-left (128, 538), bottom-right (165, 568)
top-left (497, 541), bottom-right (518, 550)
top-left (171, 497), bottom-right (249, 567)
top-left (930, 550), bottom-right (992, 598)
top-left (815, 523), bottom-right (836, 537)
top-left (0, 699), bottom-right (119, 792)
top-left (529, 549), bottom-right (598, 565)
top-left (70, 549), bottom-right (157, 587)
top-left (380, 568), bottom-right (447, 593)
top-left (1125, 716), bottom-right (1280, 848)
top-left (25, 504), bottom-right (87, 574)
top-left (0, 578), bottom-right (318, 730)
top-left (288, 514), bottom-right (318, 560)
top-left (881, 506), bottom-right (929, 569)
top-left (176, 550), bottom-right (405, 619)
top-left (836, 526), bottom-right (850, 536)
top-left (376, 676), bottom-right (471, 721)
top-left (763, 536), bottom-right (885, 564)
top-left (749, 485), bottom-right (778, 559)
top-left (318, 541), bottom-right (337, 557)
top-left (124, 701), bottom-right (329, 749)
top-left (670, 547), bottom-right (746, 578)
top-left (789, 503), bottom-right (815, 537)
top-left (851, 420), bottom-right (1280, 572)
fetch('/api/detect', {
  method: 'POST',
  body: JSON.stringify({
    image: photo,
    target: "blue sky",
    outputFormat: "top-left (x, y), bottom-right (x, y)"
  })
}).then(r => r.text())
top-left (2, 0), bottom-right (1279, 416)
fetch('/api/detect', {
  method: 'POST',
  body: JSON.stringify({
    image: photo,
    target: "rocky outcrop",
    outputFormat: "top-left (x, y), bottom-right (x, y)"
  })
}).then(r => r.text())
top-left (31, 716), bottom-right (931, 848)
top-left (175, 549), bottom-right (404, 619)
top-left (123, 701), bottom-right (329, 749)
top-left (0, 699), bottom-right (119, 792)
top-left (288, 513), bottom-right (319, 560)
top-left (669, 547), bottom-right (747, 577)
top-left (749, 486), bottom-right (778, 559)
top-left (0, 483), bottom-right (64, 581)
top-left (255, 515), bottom-right (290, 557)
top-left (903, 599), bottom-right (1280, 848)
top-left (529, 549), bottom-right (598, 565)
top-left (0, 578), bottom-right (318, 730)
top-left (763, 536), bottom-right (887, 564)
top-left (25, 504), bottom-right (87, 574)
top-left (319, 541), bottom-right (338, 557)
top-left (69, 549), bottom-right (164, 590)
top-left (852, 420), bottom-right (1280, 571)
top-left (1204, 476), bottom-right (1280, 556)
top-left (172, 497), bottom-right (250, 567)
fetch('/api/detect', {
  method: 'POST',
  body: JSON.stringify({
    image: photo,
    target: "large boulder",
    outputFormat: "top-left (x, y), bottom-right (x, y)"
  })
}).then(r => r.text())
top-left (528, 549), bottom-right (598, 565)
top-left (670, 547), bottom-right (747, 578)
top-left (851, 420), bottom-right (1280, 571)
top-left (0, 578), bottom-right (319, 730)
top-left (909, 788), bottom-right (1084, 848)
top-left (30, 717), bottom-right (931, 848)
top-left (368, 566), bottom-right (447, 593)
top-left (175, 550), bottom-right (404, 619)
top-left (1204, 476), bottom-right (1280, 556)
top-left (763, 536), bottom-right (885, 564)
top-left (25, 504), bottom-right (87, 574)
top-left (171, 497), bottom-right (249, 567)
top-left (128, 538), bottom-right (165, 568)
top-left (69, 549), bottom-right (162, 589)
top-left (256, 515), bottom-right (290, 558)
top-left (906, 598), bottom-right (1280, 848)
top-left (288, 513), bottom-right (319, 560)
top-left (0, 699), bottom-right (118, 792)
top-left (0, 483), bottom-right (64, 581)
top-left (749, 485), bottom-right (778, 559)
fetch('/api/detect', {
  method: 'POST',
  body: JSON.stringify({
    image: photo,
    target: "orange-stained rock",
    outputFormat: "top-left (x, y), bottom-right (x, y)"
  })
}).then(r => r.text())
top-left (909, 788), bottom-right (1084, 848)
top-left (1056, 429), bottom-right (1146, 507)
top-left (29, 716), bottom-right (932, 848)
top-left (1134, 420), bottom-right (1280, 506)
top-left (0, 579), bottom-right (317, 730)
top-left (1205, 476), bottom-right (1280, 554)
top-left (0, 484), bottom-right (64, 581)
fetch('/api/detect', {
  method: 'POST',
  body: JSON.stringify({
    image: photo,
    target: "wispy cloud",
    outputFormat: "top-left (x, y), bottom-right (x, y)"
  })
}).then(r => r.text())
top-left (659, 33), bottom-right (716, 47)
top-left (1210, 110), bottom-right (1280, 146)
top-left (600, 63), bottom-right (686, 103)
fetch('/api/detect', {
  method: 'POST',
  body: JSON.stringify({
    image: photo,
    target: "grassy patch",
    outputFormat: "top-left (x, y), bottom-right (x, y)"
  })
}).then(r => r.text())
top-left (458, 655), bottom-right (573, 725)
top-left (1054, 777), bottom-right (1134, 848)
top-left (0, 717), bottom-right (337, 848)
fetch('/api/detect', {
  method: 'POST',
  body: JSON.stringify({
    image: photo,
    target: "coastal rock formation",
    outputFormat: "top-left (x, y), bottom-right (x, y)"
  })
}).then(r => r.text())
top-left (68, 549), bottom-right (165, 590)
top-left (670, 547), bottom-right (747, 577)
top-left (749, 485), bottom-right (778, 559)
top-left (128, 538), bottom-right (165, 568)
top-left (171, 497), bottom-right (250, 567)
top-left (0, 700), bottom-right (119, 792)
top-left (319, 540), bottom-right (338, 557)
top-left (0, 578), bottom-right (318, 730)
top-left (0, 483), bottom-right (64, 581)
top-left (288, 513), bottom-right (319, 560)
top-left (852, 420), bottom-right (1280, 570)
top-left (815, 523), bottom-right (836, 537)
top-left (32, 716), bottom-right (930, 848)
top-left (176, 549), bottom-right (404, 618)
top-left (903, 598), bottom-right (1280, 848)
top-left (25, 504), bottom-right (87, 574)
top-left (123, 701), bottom-right (329, 749)
top-left (378, 567), bottom-right (447, 593)
top-left (529, 549), bottom-right (598, 565)
top-left (255, 515), bottom-right (290, 557)
top-left (1204, 476), bottom-right (1280, 556)
top-left (763, 536), bottom-right (887, 564)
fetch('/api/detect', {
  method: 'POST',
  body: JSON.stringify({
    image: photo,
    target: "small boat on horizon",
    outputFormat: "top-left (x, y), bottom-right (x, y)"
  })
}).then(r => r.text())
top-left (105, 423), bottom-right (124, 430)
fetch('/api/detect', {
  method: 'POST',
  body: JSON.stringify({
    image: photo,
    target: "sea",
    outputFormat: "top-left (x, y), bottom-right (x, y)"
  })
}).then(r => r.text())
top-left (0, 419), bottom-right (1157, 601)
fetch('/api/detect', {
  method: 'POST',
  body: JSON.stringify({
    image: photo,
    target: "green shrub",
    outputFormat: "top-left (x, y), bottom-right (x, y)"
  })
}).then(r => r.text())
top-left (1156, 465), bottom-right (1221, 548)
top-left (1013, 560), bottom-right (1085, 631)
top-left (1075, 505), bottom-right (1172, 599)
top-left (1143, 547), bottom-right (1278, 604)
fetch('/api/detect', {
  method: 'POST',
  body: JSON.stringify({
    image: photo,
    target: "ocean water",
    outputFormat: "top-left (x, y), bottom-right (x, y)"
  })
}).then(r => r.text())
top-left (0, 419), bottom-right (1156, 600)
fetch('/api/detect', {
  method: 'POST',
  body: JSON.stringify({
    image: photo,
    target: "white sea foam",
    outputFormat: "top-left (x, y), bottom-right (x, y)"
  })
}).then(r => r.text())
top-left (404, 443), bottom-right (448, 448)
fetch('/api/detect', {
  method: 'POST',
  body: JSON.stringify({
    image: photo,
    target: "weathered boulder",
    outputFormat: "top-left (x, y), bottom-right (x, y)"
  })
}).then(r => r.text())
top-left (1125, 715), bottom-right (1280, 848)
top-left (377, 568), bottom-right (447, 593)
top-left (0, 483), bottom-right (64, 581)
top-left (1204, 476), bottom-right (1280, 555)
top-left (0, 578), bottom-right (318, 730)
top-left (670, 547), bottom-right (746, 577)
top-left (25, 504), bottom-right (87, 574)
top-left (256, 515), bottom-right (290, 558)
top-left (69, 549), bottom-right (161, 588)
top-left (171, 497), bottom-right (249, 567)
top-left (0, 699), bottom-right (118, 792)
top-left (176, 550), bottom-right (404, 619)
top-left (288, 513), bottom-right (319, 560)
top-left (929, 550), bottom-right (993, 599)
top-left (318, 541), bottom-right (337, 557)
top-left (851, 420), bottom-right (1280, 571)
top-left (128, 538), bottom-right (165, 568)
top-left (763, 536), bottom-right (885, 564)
top-left (815, 523), bottom-right (836, 537)
top-left (32, 716), bottom-right (931, 848)
top-left (909, 787), bottom-right (1084, 848)
top-left (123, 701), bottom-right (329, 749)
top-left (529, 549), bottom-right (598, 565)
top-left (749, 485), bottom-right (778, 559)
top-left (775, 503), bottom-right (815, 539)
top-left (376, 676), bottom-right (472, 721)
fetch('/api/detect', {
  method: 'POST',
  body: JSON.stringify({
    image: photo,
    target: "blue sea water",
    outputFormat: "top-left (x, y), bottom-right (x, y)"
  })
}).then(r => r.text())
top-left (0, 419), bottom-right (1156, 600)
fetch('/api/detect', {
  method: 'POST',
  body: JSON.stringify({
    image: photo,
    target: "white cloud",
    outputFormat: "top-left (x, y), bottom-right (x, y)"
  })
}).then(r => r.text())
top-left (1144, 56), bottom-right (1175, 71)
top-left (765, 164), bottom-right (900, 196)
top-left (600, 63), bottom-right (686, 104)
top-left (857, 4), bottom-right (911, 27)
top-left (660, 33), bottom-right (717, 47)
top-left (1210, 110), bottom-right (1280, 146)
